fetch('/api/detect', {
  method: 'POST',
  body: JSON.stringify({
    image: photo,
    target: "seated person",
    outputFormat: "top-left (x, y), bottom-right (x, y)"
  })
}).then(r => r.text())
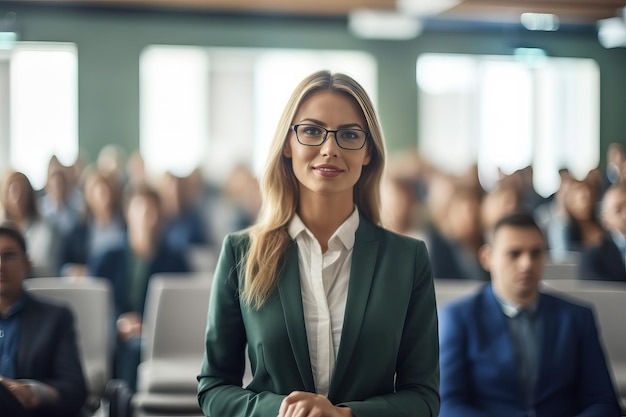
top-left (0, 222), bottom-right (88, 417)
top-left (439, 213), bottom-right (621, 417)
top-left (578, 183), bottom-right (626, 282)
top-left (88, 184), bottom-right (190, 392)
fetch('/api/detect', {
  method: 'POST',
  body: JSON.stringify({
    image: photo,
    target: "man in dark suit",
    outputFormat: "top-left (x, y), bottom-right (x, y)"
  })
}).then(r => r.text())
top-left (0, 222), bottom-right (87, 417)
top-left (439, 213), bottom-right (621, 417)
top-left (579, 183), bottom-right (626, 282)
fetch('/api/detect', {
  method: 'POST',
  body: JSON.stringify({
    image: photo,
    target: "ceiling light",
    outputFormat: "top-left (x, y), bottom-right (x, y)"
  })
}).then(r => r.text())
top-left (348, 9), bottom-right (422, 40)
top-left (397, 0), bottom-right (461, 16)
top-left (598, 17), bottom-right (626, 48)
top-left (520, 13), bottom-right (559, 31)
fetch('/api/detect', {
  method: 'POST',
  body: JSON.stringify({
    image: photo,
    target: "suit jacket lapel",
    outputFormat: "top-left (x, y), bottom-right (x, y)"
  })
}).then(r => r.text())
top-left (17, 295), bottom-right (37, 376)
top-left (329, 218), bottom-right (379, 397)
top-left (277, 241), bottom-right (316, 392)
top-left (535, 294), bottom-right (557, 400)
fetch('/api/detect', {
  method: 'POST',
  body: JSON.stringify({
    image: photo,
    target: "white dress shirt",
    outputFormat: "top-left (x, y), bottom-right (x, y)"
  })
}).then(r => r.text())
top-left (287, 207), bottom-right (359, 396)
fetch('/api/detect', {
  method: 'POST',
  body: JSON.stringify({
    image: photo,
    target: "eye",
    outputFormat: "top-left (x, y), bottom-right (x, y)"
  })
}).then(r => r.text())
top-left (338, 129), bottom-right (361, 140)
top-left (300, 125), bottom-right (324, 136)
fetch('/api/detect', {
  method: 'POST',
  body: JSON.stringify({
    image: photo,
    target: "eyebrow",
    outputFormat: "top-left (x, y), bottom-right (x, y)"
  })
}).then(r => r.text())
top-left (297, 118), bottom-right (364, 130)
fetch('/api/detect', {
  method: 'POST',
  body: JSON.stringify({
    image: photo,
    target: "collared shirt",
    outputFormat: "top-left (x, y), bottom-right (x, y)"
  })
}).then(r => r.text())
top-left (287, 207), bottom-right (359, 396)
top-left (494, 292), bottom-right (542, 407)
top-left (0, 296), bottom-right (27, 378)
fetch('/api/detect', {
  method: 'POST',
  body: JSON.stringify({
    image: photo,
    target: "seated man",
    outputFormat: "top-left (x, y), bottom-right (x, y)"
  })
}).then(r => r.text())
top-left (578, 183), bottom-right (626, 282)
top-left (0, 222), bottom-right (88, 417)
top-left (439, 212), bottom-right (621, 417)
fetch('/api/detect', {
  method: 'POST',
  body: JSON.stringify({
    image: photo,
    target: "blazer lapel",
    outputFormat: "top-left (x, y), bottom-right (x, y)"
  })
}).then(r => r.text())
top-left (277, 241), bottom-right (316, 392)
top-left (534, 294), bottom-right (557, 401)
top-left (17, 295), bottom-right (38, 376)
top-left (329, 218), bottom-right (379, 397)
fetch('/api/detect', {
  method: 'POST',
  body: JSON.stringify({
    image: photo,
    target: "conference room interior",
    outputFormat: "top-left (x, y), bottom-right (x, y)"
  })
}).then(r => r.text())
top-left (1, 0), bottom-right (626, 416)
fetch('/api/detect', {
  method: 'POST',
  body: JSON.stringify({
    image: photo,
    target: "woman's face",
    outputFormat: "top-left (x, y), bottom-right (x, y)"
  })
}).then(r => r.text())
top-left (283, 90), bottom-right (371, 202)
top-left (5, 176), bottom-right (31, 216)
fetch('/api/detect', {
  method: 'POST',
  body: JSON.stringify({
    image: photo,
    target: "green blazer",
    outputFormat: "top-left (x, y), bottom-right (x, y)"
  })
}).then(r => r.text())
top-left (197, 216), bottom-right (440, 417)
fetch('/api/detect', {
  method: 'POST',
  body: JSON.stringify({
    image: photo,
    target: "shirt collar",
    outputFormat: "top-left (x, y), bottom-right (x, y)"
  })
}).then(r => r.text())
top-left (0, 293), bottom-right (27, 319)
top-left (288, 206), bottom-right (360, 251)
top-left (493, 290), bottom-right (540, 318)
top-left (610, 231), bottom-right (626, 252)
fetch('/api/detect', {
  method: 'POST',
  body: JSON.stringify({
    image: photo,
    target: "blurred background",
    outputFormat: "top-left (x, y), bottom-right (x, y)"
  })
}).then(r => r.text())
top-left (1, 0), bottom-right (625, 197)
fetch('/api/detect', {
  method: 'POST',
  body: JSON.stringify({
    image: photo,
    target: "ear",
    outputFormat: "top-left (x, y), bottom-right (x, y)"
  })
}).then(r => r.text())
top-left (283, 141), bottom-right (292, 158)
top-left (478, 244), bottom-right (491, 271)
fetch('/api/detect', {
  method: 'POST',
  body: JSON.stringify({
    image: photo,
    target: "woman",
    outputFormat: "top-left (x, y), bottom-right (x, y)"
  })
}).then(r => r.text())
top-left (60, 167), bottom-right (126, 276)
top-left (1, 170), bottom-right (61, 277)
top-left (197, 71), bottom-right (439, 417)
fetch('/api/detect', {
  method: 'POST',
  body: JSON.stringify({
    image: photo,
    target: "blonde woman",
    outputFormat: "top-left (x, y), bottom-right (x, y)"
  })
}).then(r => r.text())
top-left (197, 71), bottom-right (439, 417)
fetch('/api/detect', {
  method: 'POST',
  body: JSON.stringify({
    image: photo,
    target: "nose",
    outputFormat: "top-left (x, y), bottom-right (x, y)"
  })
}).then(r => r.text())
top-left (320, 131), bottom-right (340, 157)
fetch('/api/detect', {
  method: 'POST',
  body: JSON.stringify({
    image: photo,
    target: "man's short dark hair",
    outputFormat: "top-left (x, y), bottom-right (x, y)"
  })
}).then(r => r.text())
top-left (0, 221), bottom-right (27, 253)
top-left (488, 212), bottom-right (545, 243)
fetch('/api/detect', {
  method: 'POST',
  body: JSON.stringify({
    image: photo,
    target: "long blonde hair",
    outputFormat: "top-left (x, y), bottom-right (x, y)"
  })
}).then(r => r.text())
top-left (242, 70), bottom-right (387, 308)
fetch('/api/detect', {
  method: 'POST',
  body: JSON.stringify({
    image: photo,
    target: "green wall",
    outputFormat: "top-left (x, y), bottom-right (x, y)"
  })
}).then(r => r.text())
top-left (3, 3), bottom-right (626, 167)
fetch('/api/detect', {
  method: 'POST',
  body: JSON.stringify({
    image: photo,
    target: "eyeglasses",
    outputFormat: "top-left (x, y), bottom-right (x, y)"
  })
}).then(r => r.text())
top-left (0, 251), bottom-right (25, 263)
top-left (291, 124), bottom-right (369, 150)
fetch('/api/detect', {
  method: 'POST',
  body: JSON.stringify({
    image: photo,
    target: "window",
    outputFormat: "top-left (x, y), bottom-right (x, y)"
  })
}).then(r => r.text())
top-left (1, 42), bottom-right (79, 189)
top-left (417, 53), bottom-right (599, 196)
top-left (140, 46), bottom-right (376, 182)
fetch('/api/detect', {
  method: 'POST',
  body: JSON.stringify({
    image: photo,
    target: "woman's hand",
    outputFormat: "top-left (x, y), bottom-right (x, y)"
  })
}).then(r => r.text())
top-left (278, 391), bottom-right (353, 417)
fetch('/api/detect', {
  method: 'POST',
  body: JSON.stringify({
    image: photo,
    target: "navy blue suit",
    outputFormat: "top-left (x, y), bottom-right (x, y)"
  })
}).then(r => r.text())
top-left (578, 235), bottom-right (626, 283)
top-left (439, 284), bottom-right (621, 417)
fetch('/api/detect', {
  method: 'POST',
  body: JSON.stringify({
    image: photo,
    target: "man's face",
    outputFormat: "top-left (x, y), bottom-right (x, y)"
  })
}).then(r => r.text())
top-left (0, 235), bottom-right (30, 303)
top-left (482, 225), bottom-right (546, 305)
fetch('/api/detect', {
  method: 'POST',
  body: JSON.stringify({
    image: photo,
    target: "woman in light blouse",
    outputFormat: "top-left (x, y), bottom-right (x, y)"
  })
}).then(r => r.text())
top-left (197, 71), bottom-right (439, 417)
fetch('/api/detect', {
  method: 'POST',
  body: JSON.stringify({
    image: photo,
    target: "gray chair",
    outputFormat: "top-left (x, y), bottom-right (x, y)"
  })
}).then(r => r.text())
top-left (542, 281), bottom-right (626, 404)
top-left (24, 276), bottom-right (113, 414)
top-left (132, 273), bottom-right (213, 417)
top-left (434, 279), bottom-right (485, 310)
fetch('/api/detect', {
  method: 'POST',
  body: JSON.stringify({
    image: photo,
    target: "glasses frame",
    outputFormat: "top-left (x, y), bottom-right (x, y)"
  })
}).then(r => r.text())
top-left (291, 124), bottom-right (369, 150)
top-left (0, 251), bottom-right (26, 263)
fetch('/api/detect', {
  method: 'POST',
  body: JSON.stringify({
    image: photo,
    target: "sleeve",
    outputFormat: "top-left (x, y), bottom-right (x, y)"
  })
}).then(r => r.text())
top-left (38, 306), bottom-right (88, 413)
top-left (438, 302), bottom-right (489, 417)
top-left (574, 306), bottom-right (622, 417)
top-left (197, 234), bottom-right (286, 417)
top-left (339, 241), bottom-right (440, 417)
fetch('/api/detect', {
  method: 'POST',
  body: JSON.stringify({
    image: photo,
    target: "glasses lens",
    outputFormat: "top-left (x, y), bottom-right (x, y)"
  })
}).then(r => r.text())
top-left (336, 129), bottom-right (367, 150)
top-left (295, 125), bottom-right (325, 145)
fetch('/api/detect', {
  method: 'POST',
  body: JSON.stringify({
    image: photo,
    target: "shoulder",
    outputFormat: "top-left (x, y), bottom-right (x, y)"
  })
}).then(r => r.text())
top-left (24, 293), bottom-right (75, 321)
top-left (540, 291), bottom-right (595, 317)
top-left (440, 286), bottom-right (489, 322)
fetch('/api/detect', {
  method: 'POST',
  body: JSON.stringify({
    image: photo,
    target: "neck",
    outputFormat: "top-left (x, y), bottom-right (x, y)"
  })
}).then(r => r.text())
top-left (297, 193), bottom-right (354, 252)
top-left (493, 282), bottom-right (539, 308)
top-left (0, 293), bottom-right (21, 315)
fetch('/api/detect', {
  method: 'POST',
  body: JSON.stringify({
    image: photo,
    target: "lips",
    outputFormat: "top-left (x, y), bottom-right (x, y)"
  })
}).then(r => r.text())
top-left (313, 164), bottom-right (344, 177)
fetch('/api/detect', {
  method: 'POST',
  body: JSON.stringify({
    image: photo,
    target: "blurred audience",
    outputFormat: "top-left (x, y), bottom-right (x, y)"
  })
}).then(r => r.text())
top-left (39, 167), bottom-right (83, 237)
top-left (60, 167), bottom-right (126, 277)
top-left (578, 183), bottom-right (626, 282)
top-left (1, 171), bottom-right (61, 277)
top-left (380, 173), bottom-right (427, 241)
top-left (426, 180), bottom-right (489, 280)
top-left (88, 184), bottom-right (190, 392)
top-left (159, 172), bottom-right (210, 251)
